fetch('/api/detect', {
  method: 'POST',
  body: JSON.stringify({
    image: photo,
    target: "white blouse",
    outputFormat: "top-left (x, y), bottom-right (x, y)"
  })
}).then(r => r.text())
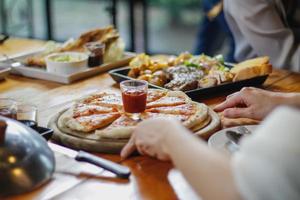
top-left (232, 106), bottom-right (300, 200)
top-left (224, 0), bottom-right (300, 72)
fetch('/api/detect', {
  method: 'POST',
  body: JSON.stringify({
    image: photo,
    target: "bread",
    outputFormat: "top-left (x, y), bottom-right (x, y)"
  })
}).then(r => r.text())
top-left (230, 56), bottom-right (272, 81)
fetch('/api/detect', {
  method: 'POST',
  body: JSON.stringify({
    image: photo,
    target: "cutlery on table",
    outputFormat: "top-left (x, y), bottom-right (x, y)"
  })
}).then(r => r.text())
top-left (48, 142), bottom-right (131, 179)
top-left (237, 126), bottom-right (252, 135)
top-left (226, 130), bottom-right (243, 145)
top-left (225, 130), bottom-right (243, 152)
top-left (225, 127), bottom-right (253, 153)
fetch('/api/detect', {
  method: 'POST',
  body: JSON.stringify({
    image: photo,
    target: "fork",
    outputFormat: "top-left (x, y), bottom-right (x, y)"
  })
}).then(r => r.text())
top-left (237, 126), bottom-right (252, 135)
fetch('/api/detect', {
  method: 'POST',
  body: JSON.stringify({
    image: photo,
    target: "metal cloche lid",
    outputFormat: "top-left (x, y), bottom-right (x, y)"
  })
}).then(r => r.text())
top-left (0, 117), bottom-right (55, 197)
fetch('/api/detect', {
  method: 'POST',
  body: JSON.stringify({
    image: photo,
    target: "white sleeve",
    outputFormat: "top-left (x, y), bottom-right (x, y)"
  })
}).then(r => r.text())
top-left (231, 106), bottom-right (300, 200)
top-left (226, 0), bottom-right (300, 71)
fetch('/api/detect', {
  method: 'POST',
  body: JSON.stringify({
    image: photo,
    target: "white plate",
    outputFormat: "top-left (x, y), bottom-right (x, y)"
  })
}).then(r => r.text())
top-left (0, 68), bottom-right (11, 80)
top-left (208, 125), bottom-right (257, 154)
top-left (0, 51), bottom-right (135, 84)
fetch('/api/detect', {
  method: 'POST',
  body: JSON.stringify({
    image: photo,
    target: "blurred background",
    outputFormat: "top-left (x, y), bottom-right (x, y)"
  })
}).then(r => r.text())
top-left (0, 0), bottom-right (233, 59)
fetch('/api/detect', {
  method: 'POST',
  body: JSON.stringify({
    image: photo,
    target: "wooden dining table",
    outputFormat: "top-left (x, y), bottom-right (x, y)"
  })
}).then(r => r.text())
top-left (1, 38), bottom-right (300, 200)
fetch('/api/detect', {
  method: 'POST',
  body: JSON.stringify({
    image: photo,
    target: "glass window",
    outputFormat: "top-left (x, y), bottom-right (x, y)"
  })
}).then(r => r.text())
top-left (147, 0), bottom-right (202, 54)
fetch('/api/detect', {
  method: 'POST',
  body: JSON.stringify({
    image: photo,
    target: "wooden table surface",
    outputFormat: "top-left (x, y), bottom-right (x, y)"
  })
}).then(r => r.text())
top-left (1, 38), bottom-right (300, 200)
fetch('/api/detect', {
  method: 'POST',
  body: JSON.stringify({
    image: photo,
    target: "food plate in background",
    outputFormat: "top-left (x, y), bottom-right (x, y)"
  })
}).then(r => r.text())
top-left (208, 125), bottom-right (257, 154)
top-left (0, 51), bottom-right (135, 84)
top-left (0, 68), bottom-right (11, 81)
top-left (109, 66), bottom-right (268, 100)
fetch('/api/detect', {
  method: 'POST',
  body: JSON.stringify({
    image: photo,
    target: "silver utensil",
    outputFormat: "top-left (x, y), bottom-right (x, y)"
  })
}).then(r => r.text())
top-left (0, 53), bottom-right (23, 67)
top-left (226, 130), bottom-right (243, 145)
top-left (48, 143), bottom-right (131, 179)
top-left (225, 127), bottom-right (252, 153)
top-left (225, 141), bottom-right (240, 153)
top-left (237, 126), bottom-right (252, 135)
top-left (225, 130), bottom-right (243, 153)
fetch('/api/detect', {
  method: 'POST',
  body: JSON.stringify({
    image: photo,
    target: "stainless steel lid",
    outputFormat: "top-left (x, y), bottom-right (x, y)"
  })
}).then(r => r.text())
top-left (0, 117), bottom-right (55, 197)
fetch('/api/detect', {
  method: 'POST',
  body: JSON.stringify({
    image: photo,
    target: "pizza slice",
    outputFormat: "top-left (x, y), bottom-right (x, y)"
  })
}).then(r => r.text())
top-left (146, 91), bottom-right (190, 108)
top-left (147, 89), bottom-right (168, 103)
top-left (96, 114), bottom-right (139, 139)
top-left (65, 112), bottom-right (121, 132)
top-left (146, 103), bottom-right (197, 115)
top-left (73, 103), bottom-right (118, 118)
top-left (141, 112), bottom-right (190, 123)
top-left (144, 103), bottom-right (209, 129)
top-left (87, 93), bottom-right (123, 109)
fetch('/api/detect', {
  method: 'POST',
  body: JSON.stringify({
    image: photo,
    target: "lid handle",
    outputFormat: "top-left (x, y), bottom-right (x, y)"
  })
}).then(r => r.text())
top-left (0, 120), bottom-right (7, 145)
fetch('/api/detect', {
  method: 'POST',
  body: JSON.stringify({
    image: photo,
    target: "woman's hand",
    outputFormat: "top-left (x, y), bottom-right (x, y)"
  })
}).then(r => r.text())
top-left (214, 87), bottom-right (284, 120)
top-left (120, 118), bottom-right (186, 160)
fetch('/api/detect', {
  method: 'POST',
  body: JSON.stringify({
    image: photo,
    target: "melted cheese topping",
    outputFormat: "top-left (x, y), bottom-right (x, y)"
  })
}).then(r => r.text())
top-left (146, 96), bottom-right (186, 108)
top-left (146, 103), bottom-right (196, 115)
top-left (73, 104), bottom-right (116, 118)
top-left (141, 112), bottom-right (189, 122)
top-left (89, 94), bottom-right (122, 108)
top-left (76, 113), bottom-right (120, 131)
top-left (109, 114), bottom-right (138, 128)
top-left (147, 90), bottom-right (167, 103)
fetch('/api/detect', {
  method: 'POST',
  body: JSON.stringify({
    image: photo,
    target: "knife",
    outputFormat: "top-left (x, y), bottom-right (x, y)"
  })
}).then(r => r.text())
top-left (48, 142), bottom-right (131, 179)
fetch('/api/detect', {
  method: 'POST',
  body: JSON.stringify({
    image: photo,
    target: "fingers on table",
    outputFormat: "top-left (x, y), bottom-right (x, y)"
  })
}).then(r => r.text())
top-left (121, 134), bottom-right (137, 159)
top-left (223, 107), bottom-right (252, 119)
top-left (214, 92), bottom-right (243, 112)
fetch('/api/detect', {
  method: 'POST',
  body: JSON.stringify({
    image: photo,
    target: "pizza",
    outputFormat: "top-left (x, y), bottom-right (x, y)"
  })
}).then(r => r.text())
top-left (146, 91), bottom-right (189, 108)
top-left (146, 103), bottom-right (198, 115)
top-left (146, 89), bottom-right (168, 103)
top-left (73, 103), bottom-right (118, 118)
top-left (96, 114), bottom-right (139, 139)
top-left (58, 90), bottom-right (210, 139)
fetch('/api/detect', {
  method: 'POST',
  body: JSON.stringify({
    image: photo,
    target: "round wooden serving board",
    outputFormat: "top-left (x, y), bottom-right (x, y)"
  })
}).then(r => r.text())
top-left (48, 107), bottom-right (221, 153)
top-left (48, 109), bottom-right (128, 154)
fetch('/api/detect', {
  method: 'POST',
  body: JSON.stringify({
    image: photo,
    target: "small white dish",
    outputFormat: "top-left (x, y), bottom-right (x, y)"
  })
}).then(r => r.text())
top-left (45, 52), bottom-right (88, 75)
top-left (208, 125), bottom-right (257, 154)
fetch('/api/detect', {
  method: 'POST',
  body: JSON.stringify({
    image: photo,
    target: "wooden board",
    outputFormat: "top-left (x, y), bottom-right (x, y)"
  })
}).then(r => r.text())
top-left (48, 107), bottom-right (221, 153)
top-left (48, 109), bottom-right (128, 154)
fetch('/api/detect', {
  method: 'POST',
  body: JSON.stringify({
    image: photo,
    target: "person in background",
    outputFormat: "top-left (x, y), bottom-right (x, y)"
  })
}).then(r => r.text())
top-left (194, 0), bottom-right (235, 62)
top-left (121, 87), bottom-right (300, 200)
top-left (223, 0), bottom-right (300, 72)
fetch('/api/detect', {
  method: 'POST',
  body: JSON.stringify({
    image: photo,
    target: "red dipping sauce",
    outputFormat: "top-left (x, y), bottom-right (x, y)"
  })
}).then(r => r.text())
top-left (122, 90), bottom-right (147, 113)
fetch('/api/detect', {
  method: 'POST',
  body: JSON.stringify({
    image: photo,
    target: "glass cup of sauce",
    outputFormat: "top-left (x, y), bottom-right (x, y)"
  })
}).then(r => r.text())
top-left (120, 80), bottom-right (148, 120)
top-left (0, 98), bottom-right (17, 119)
top-left (85, 42), bottom-right (105, 67)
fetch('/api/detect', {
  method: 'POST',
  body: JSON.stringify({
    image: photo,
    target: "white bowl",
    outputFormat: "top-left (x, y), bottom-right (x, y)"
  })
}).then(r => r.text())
top-left (45, 52), bottom-right (88, 75)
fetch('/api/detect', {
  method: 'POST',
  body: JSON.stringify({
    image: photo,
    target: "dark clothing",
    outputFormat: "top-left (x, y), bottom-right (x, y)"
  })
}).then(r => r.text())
top-left (194, 0), bottom-right (235, 62)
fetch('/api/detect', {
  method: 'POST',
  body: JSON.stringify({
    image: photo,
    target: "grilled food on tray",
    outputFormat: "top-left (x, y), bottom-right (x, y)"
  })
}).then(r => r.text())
top-left (26, 26), bottom-right (125, 68)
top-left (128, 53), bottom-right (272, 91)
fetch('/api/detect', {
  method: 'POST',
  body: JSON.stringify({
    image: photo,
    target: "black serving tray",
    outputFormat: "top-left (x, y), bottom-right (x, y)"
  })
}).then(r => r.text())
top-left (109, 66), bottom-right (268, 100)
